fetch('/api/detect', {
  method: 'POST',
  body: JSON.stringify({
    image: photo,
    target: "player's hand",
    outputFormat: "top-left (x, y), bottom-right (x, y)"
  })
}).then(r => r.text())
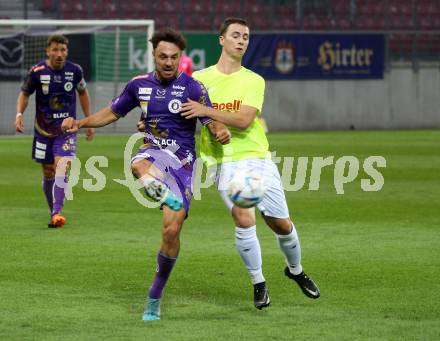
top-left (85, 128), bottom-right (95, 141)
top-left (215, 126), bottom-right (231, 145)
top-left (62, 117), bottom-right (79, 133)
top-left (180, 99), bottom-right (208, 119)
top-left (15, 114), bottom-right (24, 133)
top-left (136, 120), bottom-right (145, 132)
top-left (215, 127), bottom-right (231, 144)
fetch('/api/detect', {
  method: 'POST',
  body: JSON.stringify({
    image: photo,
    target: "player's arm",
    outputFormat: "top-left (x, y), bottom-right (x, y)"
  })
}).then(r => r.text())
top-left (77, 89), bottom-right (95, 140)
top-left (15, 91), bottom-right (30, 133)
top-left (62, 106), bottom-right (119, 133)
top-left (77, 84), bottom-right (95, 140)
top-left (206, 121), bottom-right (231, 145)
top-left (136, 111), bottom-right (147, 132)
top-left (181, 99), bottom-right (257, 130)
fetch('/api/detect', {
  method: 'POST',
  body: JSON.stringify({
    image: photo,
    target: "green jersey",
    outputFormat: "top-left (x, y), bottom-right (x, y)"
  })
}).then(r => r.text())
top-left (193, 65), bottom-right (270, 165)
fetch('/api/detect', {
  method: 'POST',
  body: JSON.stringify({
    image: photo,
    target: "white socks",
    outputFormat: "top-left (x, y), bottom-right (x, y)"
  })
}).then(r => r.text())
top-left (277, 223), bottom-right (303, 275)
top-left (235, 223), bottom-right (303, 284)
top-left (235, 226), bottom-right (265, 284)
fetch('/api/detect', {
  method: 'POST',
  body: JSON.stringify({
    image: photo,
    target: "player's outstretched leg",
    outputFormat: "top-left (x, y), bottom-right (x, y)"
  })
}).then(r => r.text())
top-left (142, 297), bottom-right (161, 321)
top-left (142, 177), bottom-right (182, 211)
top-left (284, 267), bottom-right (320, 299)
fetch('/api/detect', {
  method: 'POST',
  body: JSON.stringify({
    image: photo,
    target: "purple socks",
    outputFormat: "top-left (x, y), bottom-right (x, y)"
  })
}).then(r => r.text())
top-left (52, 176), bottom-right (67, 215)
top-left (42, 177), bottom-right (55, 213)
top-left (148, 252), bottom-right (177, 299)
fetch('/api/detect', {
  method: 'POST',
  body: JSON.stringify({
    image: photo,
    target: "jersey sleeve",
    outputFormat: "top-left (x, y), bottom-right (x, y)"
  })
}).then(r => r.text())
top-left (241, 75), bottom-right (265, 114)
top-left (20, 66), bottom-right (37, 95)
top-left (111, 80), bottom-right (138, 118)
top-left (75, 64), bottom-right (87, 92)
top-left (189, 78), bottom-right (213, 126)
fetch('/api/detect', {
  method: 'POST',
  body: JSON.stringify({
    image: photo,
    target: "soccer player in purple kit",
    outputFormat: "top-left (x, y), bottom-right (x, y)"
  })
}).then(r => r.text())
top-left (61, 27), bottom-right (230, 321)
top-left (14, 34), bottom-right (94, 228)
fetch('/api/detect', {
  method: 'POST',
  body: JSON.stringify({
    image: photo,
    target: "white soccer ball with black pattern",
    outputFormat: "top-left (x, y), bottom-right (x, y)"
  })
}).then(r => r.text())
top-left (227, 170), bottom-right (266, 208)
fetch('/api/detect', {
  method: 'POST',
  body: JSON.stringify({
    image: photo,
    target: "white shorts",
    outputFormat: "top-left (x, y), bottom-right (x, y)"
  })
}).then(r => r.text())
top-left (213, 158), bottom-right (290, 219)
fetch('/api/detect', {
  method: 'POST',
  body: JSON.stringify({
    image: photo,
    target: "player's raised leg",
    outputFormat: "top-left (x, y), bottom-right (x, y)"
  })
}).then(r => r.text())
top-left (142, 206), bottom-right (186, 321)
top-left (131, 158), bottom-right (182, 211)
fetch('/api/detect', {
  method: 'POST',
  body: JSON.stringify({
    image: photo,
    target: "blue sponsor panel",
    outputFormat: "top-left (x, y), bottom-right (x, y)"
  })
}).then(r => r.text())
top-left (243, 34), bottom-right (384, 80)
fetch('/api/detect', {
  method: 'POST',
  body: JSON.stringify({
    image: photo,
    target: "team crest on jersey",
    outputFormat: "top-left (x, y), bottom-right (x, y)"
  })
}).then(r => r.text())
top-left (64, 82), bottom-right (73, 91)
top-left (274, 41), bottom-right (295, 74)
top-left (168, 99), bottom-right (182, 114)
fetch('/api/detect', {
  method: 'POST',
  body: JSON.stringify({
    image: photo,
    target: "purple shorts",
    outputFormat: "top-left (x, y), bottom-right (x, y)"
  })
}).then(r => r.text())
top-left (32, 131), bottom-right (77, 164)
top-left (132, 146), bottom-right (194, 214)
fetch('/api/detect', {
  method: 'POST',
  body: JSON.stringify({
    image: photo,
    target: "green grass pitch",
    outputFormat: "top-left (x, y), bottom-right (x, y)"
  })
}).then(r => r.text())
top-left (0, 130), bottom-right (439, 340)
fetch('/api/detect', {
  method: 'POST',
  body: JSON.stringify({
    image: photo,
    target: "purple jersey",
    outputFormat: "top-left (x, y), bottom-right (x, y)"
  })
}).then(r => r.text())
top-left (21, 60), bottom-right (86, 138)
top-left (111, 71), bottom-right (212, 163)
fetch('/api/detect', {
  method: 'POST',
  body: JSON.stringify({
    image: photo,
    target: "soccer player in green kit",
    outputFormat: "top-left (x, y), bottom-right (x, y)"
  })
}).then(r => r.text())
top-left (181, 18), bottom-right (320, 309)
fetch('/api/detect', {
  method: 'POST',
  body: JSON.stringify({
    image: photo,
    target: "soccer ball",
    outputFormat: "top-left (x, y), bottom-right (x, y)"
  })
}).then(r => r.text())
top-left (227, 170), bottom-right (266, 208)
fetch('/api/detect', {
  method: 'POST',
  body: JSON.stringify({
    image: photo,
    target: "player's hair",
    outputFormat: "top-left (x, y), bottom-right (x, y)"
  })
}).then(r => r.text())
top-left (47, 34), bottom-right (69, 47)
top-left (150, 27), bottom-right (186, 51)
top-left (219, 17), bottom-right (249, 36)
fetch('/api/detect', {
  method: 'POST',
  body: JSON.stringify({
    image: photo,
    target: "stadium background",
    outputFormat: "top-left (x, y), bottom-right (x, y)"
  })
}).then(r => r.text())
top-left (1, 0), bottom-right (439, 133)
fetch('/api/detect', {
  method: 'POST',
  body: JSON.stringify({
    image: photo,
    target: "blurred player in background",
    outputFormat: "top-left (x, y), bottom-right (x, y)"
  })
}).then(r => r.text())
top-left (181, 18), bottom-right (320, 309)
top-left (14, 34), bottom-right (94, 228)
top-left (178, 52), bottom-right (193, 75)
top-left (62, 27), bottom-right (230, 321)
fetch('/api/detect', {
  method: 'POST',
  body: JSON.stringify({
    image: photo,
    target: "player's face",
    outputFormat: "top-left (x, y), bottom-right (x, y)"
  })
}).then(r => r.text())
top-left (220, 23), bottom-right (250, 60)
top-left (154, 41), bottom-right (181, 82)
top-left (46, 42), bottom-right (68, 70)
